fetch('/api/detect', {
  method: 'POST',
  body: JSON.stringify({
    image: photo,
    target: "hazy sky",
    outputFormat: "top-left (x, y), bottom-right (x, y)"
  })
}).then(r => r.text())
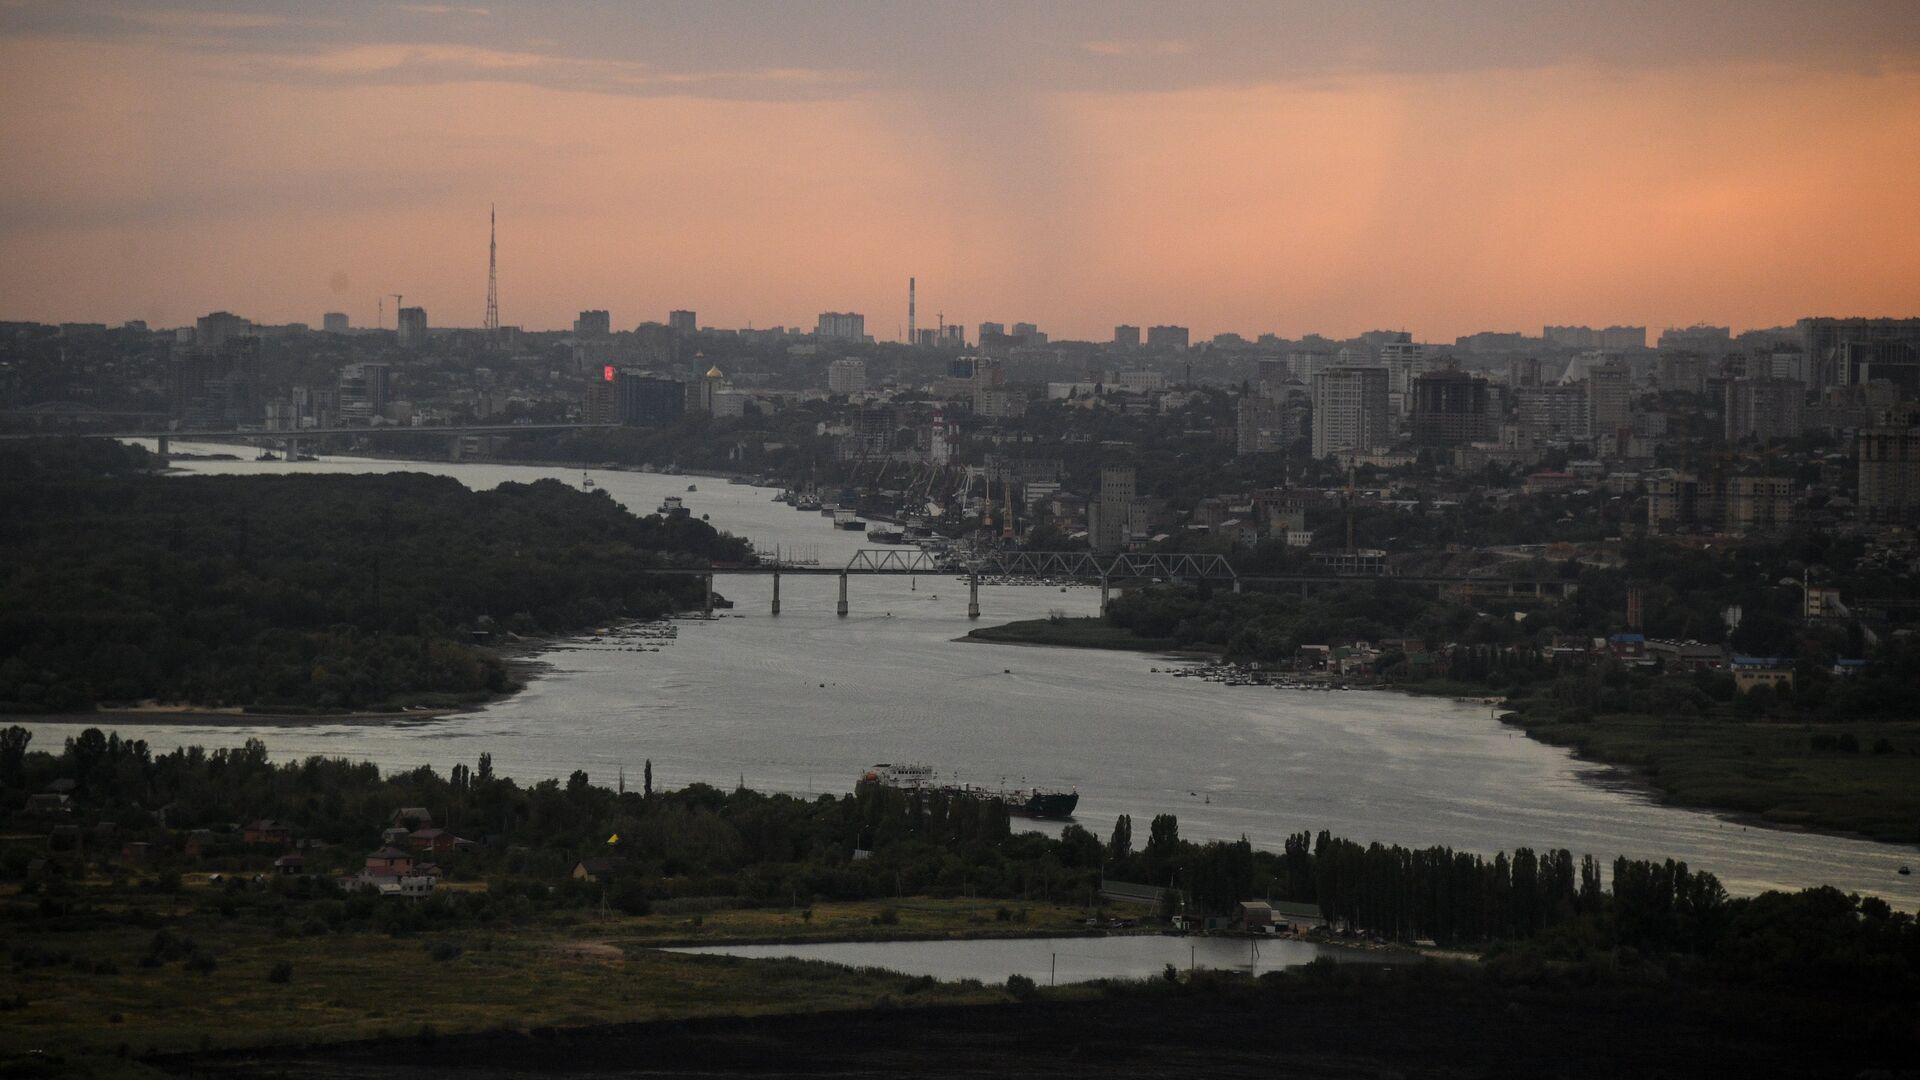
top-left (3, 1), bottom-right (1919, 341)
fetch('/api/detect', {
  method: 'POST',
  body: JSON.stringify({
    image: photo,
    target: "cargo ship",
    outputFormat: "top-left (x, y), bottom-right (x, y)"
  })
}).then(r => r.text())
top-left (860, 763), bottom-right (1078, 820)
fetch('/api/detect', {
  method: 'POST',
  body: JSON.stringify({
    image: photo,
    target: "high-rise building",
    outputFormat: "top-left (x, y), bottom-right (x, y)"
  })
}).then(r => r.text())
top-left (1859, 408), bottom-right (1920, 524)
top-left (1506, 356), bottom-right (1542, 388)
top-left (1544, 325), bottom-right (1647, 350)
top-left (816, 312), bottom-right (866, 341)
top-left (1657, 353), bottom-right (1708, 394)
top-left (1113, 325), bottom-right (1141, 349)
top-left (669, 310), bottom-right (697, 334)
top-left (338, 362), bottom-right (392, 422)
top-left (977, 321), bottom-right (1005, 343)
top-left (1515, 384), bottom-right (1590, 445)
top-left (322, 312), bottom-right (349, 334)
top-left (1236, 395), bottom-right (1281, 456)
top-left (605, 369), bottom-right (685, 426)
top-left (396, 307), bottom-right (428, 350)
top-left (1310, 366), bottom-right (1391, 459)
top-left (1587, 360), bottom-right (1632, 444)
top-left (941, 324), bottom-right (965, 349)
top-left (195, 311), bottom-right (252, 349)
top-left (1410, 370), bottom-right (1494, 447)
top-left (1378, 341), bottom-right (1430, 414)
top-left (1657, 325), bottom-right (1733, 354)
top-left (574, 310), bottom-right (611, 338)
top-left (827, 358), bottom-right (867, 395)
top-left (1146, 325), bottom-right (1190, 351)
top-left (1799, 316), bottom-right (1920, 393)
top-left (1724, 377), bottom-right (1805, 444)
top-left (1090, 464), bottom-right (1137, 552)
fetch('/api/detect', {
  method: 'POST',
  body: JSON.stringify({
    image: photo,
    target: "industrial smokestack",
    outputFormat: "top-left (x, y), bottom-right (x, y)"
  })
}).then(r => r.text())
top-left (908, 277), bottom-right (916, 345)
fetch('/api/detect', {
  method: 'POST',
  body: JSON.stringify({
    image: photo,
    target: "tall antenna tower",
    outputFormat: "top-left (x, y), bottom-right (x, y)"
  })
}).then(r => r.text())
top-left (484, 204), bottom-right (499, 334)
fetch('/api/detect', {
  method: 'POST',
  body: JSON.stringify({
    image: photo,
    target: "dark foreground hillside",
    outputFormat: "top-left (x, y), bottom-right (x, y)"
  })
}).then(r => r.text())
top-left (169, 968), bottom-right (1918, 1079)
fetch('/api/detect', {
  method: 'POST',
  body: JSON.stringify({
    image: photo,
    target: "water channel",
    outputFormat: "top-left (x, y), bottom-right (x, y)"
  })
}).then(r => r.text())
top-left (668, 934), bottom-right (1394, 985)
top-left (19, 443), bottom-right (1918, 908)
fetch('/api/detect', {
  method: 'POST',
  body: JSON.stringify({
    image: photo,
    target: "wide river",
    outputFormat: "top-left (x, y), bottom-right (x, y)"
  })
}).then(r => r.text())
top-left (21, 443), bottom-right (1918, 907)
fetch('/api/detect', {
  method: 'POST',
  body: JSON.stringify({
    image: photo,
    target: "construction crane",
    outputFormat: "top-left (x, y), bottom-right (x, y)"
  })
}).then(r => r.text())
top-left (1344, 465), bottom-right (1358, 554)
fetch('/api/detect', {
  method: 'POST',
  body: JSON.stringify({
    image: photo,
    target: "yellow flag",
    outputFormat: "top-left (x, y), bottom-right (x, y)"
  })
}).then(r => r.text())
top-left (607, 833), bottom-right (619, 845)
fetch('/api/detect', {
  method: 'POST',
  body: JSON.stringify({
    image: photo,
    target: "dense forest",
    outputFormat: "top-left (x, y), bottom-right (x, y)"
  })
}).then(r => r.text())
top-left (0, 440), bottom-right (751, 713)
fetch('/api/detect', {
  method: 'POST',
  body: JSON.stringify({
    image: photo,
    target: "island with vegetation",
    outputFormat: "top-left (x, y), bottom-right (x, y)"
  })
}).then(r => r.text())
top-left (0, 729), bottom-right (1915, 1077)
top-left (0, 440), bottom-right (750, 716)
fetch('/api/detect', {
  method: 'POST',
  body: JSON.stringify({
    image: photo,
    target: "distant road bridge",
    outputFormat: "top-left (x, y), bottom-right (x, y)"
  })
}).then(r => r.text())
top-left (0, 423), bottom-right (616, 461)
top-left (654, 550), bottom-right (1571, 621)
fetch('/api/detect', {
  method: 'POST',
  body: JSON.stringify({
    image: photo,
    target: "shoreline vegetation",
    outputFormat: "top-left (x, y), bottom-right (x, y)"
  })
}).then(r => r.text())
top-left (968, 613), bottom-right (1920, 847)
top-left (0, 440), bottom-right (749, 718)
top-left (3, 733), bottom-right (1917, 1078)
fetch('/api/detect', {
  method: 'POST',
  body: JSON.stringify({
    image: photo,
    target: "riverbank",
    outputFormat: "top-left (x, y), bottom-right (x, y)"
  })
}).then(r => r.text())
top-left (963, 616), bottom-right (1190, 653)
top-left (1502, 706), bottom-right (1920, 846)
top-left (168, 961), bottom-right (1916, 1080)
top-left (972, 615), bottom-right (1920, 849)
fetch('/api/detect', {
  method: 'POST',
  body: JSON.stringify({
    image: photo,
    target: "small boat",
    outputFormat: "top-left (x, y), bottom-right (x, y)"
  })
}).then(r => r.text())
top-left (868, 527), bottom-right (907, 544)
top-left (657, 496), bottom-right (689, 517)
top-left (687, 483), bottom-right (697, 492)
top-left (256, 450), bottom-right (280, 461)
top-left (582, 472), bottom-right (595, 490)
top-left (1901, 866), bottom-right (1913, 876)
top-left (833, 510), bottom-right (866, 531)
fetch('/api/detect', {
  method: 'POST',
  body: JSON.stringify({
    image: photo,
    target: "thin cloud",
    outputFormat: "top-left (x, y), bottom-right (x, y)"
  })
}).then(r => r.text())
top-left (1083, 38), bottom-right (1193, 58)
top-left (397, 4), bottom-right (491, 15)
top-left (244, 41), bottom-right (861, 99)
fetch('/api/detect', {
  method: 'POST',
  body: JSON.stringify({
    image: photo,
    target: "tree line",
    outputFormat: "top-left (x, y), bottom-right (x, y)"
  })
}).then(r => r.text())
top-left (0, 439), bottom-right (750, 712)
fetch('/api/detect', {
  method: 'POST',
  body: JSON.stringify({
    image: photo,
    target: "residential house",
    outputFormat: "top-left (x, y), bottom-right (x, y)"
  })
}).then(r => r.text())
top-left (572, 857), bottom-right (628, 884)
top-left (243, 819), bottom-right (292, 846)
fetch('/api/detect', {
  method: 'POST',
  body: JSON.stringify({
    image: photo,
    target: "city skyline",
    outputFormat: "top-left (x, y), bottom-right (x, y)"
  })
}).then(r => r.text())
top-left (4, 2), bottom-right (1920, 340)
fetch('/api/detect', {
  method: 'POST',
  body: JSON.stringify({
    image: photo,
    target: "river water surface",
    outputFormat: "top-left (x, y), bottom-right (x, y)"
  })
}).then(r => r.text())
top-left (668, 935), bottom-right (1392, 985)
top-left (20, 443), bottom-right (1918, 907)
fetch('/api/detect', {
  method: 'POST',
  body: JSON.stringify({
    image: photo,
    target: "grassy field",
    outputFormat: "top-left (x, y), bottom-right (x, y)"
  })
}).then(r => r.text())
top-left (1509, 710), bottom-right (1920, 843)
top-left (0, 890), bottom-right (1117, 1077)
top-left (965, 617), bottom-right (1185, 652)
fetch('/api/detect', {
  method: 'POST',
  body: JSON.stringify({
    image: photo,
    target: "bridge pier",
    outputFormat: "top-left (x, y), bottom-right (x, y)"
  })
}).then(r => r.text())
top-left (770, 569), bottom-right (780, 616)
top-left (704, 573), bottom-right (714, 616)
top-left (1099, 575), bottom-right (1109, 616)
top-left (1232, 579), bottom-right (1241, 594)
top-left (837, 572), bottom-right (849, 618)
top-left (448, 435), bottom-right (463, 462)
top-left (967, 569), bottom-right (980, 620)
top-left (155, 435), bottom-right (169, 465)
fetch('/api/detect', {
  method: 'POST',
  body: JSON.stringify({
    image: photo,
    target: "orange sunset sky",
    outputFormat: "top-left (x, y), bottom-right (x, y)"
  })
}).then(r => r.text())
top-left (2, 1), bottom-right (1918, 342)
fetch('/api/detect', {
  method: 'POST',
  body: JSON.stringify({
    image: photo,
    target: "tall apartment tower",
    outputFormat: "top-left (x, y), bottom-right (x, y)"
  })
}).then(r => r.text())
top-left (1725, 377), bottom-right (1804, 444)
top-left (1090, 464), bottom-right (1137, 552)
top-left (396, 307), bottom-right (428, 350)
top-left (574, 310), bottom-right (611, 338)
top-left (1587, 360), bottom-right (1632, 445)
top-left (669, 310), bottom-right (697, 334)
top-left (1859, 407), bottom-right (1920, 524)
top-left (1311, 366), bottom-right (1391, 459)
top-left (817, 312), bottom-right (866, 341)
top-left (1410, 369), bottom-right (1493, 446)
top-left (1113, 324), bottom-right (1141, 349)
